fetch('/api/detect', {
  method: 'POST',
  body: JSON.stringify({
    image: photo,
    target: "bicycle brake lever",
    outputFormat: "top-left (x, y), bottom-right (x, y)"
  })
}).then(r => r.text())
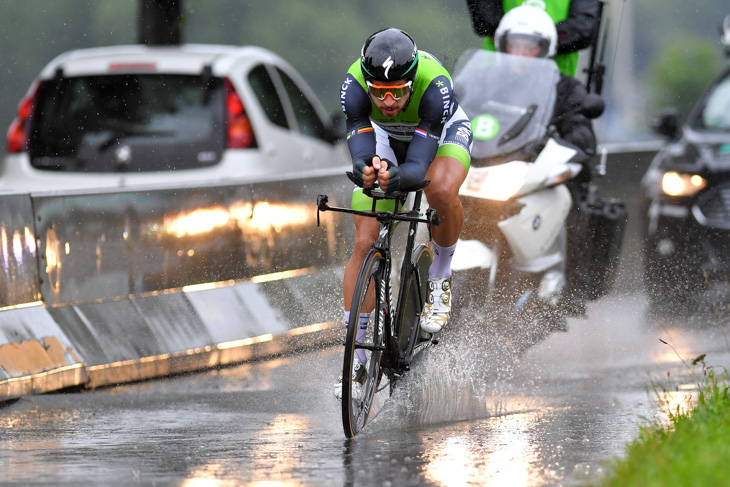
top-left (317, 194), bottom-right (329, 210)
top-left (316, 195), bottom-right (329, 226)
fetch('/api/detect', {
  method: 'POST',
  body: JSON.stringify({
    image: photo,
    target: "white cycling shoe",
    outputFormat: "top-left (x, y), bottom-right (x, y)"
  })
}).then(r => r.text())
top-left (333, 359), bottom-right (368, 401)
top-left (420, 277), bottom-right (452, 333)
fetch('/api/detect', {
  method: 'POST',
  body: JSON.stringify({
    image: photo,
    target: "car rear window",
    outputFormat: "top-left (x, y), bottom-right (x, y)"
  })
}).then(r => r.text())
top-left (276, 67), bottom-right (328, 142)
top-left (28, 74), bottom-right (227, 172)
top-left (248, 64), bottom-right (289, 129)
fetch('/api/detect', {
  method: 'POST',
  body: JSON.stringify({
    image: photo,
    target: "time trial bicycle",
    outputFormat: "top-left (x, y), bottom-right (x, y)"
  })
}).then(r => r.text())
top-left (317, 182), bottom-right (440, 438)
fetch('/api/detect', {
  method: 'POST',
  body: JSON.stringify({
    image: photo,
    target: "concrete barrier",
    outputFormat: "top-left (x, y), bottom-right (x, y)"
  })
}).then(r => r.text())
top-left (0, 169), bottom-right (353, 401)
top-left (0, 144), bottom-right (660, 402)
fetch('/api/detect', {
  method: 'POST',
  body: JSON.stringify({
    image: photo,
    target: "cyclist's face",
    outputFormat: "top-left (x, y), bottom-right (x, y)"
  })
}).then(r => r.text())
top-left (369, 79), bottom-right (411, 117)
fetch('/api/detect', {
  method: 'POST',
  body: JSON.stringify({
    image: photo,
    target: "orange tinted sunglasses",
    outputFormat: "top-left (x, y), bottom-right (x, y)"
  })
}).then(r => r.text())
top-left (366, 80), bottom-right (412, 100)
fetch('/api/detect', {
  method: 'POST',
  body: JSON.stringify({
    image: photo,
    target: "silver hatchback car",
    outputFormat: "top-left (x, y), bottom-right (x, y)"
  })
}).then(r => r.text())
top-left (3, 44), bottom-right (347, 191)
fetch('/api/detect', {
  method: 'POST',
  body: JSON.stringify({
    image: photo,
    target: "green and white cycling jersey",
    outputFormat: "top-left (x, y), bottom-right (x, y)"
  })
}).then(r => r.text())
top-left (340, 50), bottom-right (472, 195)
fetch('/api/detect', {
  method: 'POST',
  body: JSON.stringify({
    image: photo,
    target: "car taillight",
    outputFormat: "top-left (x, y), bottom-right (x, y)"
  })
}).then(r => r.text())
top-left (7, 81), bottom-right (40, 153)
top-left (224, 78), bottom-right (256, 149)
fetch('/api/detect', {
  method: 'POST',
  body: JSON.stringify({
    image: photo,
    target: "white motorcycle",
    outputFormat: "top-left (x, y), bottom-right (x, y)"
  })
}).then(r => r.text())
top-left (450, 50), bottom-right (623, 341)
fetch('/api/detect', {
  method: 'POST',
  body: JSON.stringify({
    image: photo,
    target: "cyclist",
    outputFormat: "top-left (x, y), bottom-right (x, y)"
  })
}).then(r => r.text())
top-left (335, 28), bottom-right (473, 395)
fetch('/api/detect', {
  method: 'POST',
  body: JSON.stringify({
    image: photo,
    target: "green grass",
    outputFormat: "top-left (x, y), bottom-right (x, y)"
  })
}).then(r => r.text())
top-left (595, 368), bottom-right (730, 487)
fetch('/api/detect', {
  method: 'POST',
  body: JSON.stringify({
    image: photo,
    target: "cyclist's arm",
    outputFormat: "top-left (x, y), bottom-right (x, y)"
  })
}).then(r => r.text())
top-left (465, 0), bottom-right (503, 37)
top-left (341, 73), bottom-right (376, 161)
top-left (553, 75), bottom-right (596, 157)
top-left (556, 0), bottom-right (600, 54)
top-left (397, 75), bottom-right (453, 189)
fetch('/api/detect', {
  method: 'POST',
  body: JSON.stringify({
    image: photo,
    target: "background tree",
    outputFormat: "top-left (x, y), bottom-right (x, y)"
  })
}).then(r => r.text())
top-left (645, 35), bottom-right (724, 119)
top-left (0, 0), bottom-right (729, 157)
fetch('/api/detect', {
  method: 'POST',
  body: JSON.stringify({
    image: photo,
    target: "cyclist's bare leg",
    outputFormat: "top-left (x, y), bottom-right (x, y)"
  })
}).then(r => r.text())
top-left (423, 155), bottom-right (468, 248)
top-left (343, 214), bottom-right (380, 312)
top-left (419, 155), bottom-right (468, 333)
top-left (341, 214), bottom-right (379, 367)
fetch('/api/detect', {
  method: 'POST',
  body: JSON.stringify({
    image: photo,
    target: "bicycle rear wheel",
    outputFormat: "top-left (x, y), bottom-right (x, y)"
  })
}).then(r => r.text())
top-left (342, 249), bottom-right (385, 438)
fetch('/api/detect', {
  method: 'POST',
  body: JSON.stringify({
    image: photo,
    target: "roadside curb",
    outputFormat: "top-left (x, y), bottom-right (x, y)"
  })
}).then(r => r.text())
top-left (87, 321), bottom-right (342, 389)
top-left (0, 364), bottom-right (88, 402)
top-left (0, 322), bottom-right (341, 401)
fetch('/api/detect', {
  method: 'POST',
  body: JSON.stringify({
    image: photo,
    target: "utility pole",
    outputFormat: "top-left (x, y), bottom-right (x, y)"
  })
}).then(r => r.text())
top-left (138, 0), bottom-right (183, 45)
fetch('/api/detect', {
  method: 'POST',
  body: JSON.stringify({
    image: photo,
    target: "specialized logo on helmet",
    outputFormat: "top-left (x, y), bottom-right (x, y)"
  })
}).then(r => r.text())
top-left (382, 56), bottom-right (394, 79)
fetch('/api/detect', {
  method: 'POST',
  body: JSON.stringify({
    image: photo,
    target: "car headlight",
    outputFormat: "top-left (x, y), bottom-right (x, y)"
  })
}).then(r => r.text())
top-left (661, 171), bottom-right (707, 196)
top-left (459, 161), bottom-right (530, 201)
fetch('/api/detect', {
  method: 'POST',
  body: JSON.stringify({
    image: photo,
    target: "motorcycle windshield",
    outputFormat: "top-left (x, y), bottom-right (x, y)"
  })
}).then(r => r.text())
top-left (689, 66), bottom-right (730, 132)
top-left (453, 49), bottom-right (560, 164)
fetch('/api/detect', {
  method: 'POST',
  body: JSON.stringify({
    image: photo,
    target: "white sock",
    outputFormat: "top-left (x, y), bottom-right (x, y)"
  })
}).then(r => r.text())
top-left (429, 241), bottom-right (457, 279)
top-left (344, 311), bottom-right (369, 364)
top-left (356, 313), bottom-right (369, 364)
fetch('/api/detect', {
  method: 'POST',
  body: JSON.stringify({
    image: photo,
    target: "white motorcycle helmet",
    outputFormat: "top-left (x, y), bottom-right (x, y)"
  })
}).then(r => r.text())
top-left (494, 5), bottom-right (558, 58)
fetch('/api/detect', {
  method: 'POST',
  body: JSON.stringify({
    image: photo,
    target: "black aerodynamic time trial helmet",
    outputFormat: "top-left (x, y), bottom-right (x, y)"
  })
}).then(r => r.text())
top-left (360, 28), bottom-right (418, 83)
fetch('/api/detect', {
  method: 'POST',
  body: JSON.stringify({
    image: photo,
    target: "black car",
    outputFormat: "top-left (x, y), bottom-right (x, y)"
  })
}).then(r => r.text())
top-left (640, 59), bottom-right (730, 311)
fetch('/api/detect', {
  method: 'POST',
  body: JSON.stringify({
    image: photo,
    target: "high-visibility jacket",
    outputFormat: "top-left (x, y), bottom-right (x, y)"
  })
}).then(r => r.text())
top-left (466, 0), bottom-right (599, 77)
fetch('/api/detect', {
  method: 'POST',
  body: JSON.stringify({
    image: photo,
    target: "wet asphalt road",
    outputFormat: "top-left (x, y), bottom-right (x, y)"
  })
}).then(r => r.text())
top-left (2, 283), bottom-right (729, 486)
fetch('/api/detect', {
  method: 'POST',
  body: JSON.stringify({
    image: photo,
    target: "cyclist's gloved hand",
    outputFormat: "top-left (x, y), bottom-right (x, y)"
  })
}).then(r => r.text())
top-left (383, 163), bottom-right (401, 194)
top-left (347, 155), bottom-right (376, 188)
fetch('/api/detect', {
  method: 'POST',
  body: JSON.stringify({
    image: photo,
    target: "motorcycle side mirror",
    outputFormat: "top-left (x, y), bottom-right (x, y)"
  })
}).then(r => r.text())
top-left (649, 108), bottom-right (683, 141)
top-left (581, 94), bottom-right (605, 119)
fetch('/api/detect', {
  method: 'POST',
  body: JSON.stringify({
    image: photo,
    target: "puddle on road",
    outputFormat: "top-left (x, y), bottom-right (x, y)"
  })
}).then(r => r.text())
top-left (336, 285), bottom-right (730, 486)
top-left (4, 283), bottom-right (730, 486)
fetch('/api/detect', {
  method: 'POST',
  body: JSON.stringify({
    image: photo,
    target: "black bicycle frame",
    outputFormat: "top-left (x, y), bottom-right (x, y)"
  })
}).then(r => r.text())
top-left (317, 188), bottom-right (437, 374)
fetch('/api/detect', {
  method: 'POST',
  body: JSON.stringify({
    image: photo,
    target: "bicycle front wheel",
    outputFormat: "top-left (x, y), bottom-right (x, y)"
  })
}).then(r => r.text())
top-left (342, 249), bottom-right (385, 438)
top-left (395, 244), bottom-right (432, 355)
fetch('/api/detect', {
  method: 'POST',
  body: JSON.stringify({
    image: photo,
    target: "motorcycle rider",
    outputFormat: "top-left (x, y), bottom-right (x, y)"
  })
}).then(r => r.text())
top-left (495, 5), bottom-right (596, 176)
top-left (494, 5), bottom-right (599, 311)
top-left (335, 28), bottom-right (473, 396)
top-left (465, 0), bottom-right (600, 77)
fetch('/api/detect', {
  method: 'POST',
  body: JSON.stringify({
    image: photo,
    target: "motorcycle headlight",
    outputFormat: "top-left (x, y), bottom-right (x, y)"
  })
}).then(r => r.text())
top-left (661, 171), bottom-right (706, 196)
top-left (459, 162), bottom-right (530, 201)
